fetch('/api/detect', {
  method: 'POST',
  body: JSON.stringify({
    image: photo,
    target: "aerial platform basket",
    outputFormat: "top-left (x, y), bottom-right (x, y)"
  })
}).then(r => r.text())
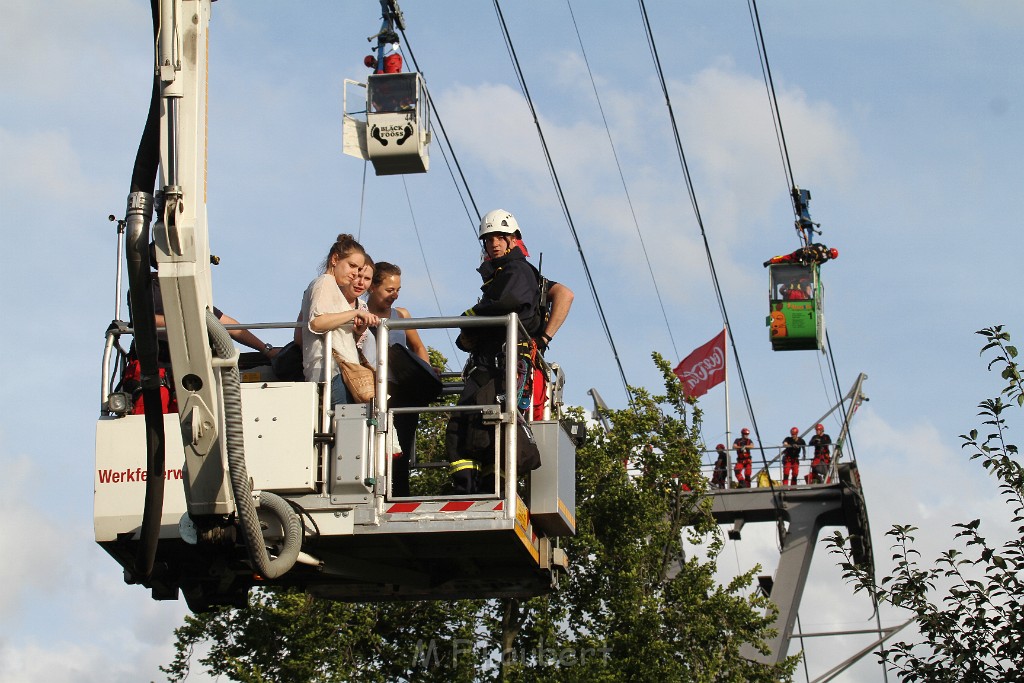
top-left (95, 314), bottom-right (575, 610)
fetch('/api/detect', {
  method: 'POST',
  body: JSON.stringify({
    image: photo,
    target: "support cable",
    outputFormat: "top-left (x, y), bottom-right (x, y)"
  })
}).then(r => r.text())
top-left (357, 160), bottom-right (369, 241)
top-left (565, 0), bottom-right (679, 360)
top-left (746, 0), bottom-right (797, 196)
top-left (636, 0), bottom-right (781, 517)
top-left (493, 0), bottom-right (633, 403)
top-left (401, 176), bottom-right (460, 367)
top-left (747, 0), bottom-right (857, 475)
top-left (396, 26), bottom-right (481, 231)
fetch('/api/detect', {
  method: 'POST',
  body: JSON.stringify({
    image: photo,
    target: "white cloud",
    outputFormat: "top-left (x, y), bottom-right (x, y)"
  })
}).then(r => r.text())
top-left (0, 0), bottom-right (146, 103)
top-left (0, 456), bottom-right (68, 619)
top-left (0, 127), bottom-right (98, 202)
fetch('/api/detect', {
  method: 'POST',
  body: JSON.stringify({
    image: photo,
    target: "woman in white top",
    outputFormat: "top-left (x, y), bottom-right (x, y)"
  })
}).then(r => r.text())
top-left (299, 233), bottom-right (379, 405)
top-left (366, 262), bottom-right (430, 496)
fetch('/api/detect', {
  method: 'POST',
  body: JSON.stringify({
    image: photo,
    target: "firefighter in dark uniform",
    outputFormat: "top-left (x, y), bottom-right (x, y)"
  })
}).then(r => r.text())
top-left (733, 428), bottom-right (754, 488)
top-left (782, 427), bottom-right (806, 486)
top-left (808, 423), bottom-right (832, 484)
top-left (446, 209), bottom-right (543, 494)
top-left (711, 444), bottom-right (729, 489)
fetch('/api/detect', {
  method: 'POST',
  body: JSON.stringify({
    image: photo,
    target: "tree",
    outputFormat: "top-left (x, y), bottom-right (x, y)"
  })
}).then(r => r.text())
top-left (165, 352), bottom-right (794, 682)
top-left (828, 326), bottom-right (1024, 682)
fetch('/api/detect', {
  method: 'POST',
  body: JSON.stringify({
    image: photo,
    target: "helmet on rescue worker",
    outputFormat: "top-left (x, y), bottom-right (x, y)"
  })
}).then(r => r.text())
top-left (479, 209), bottom-right (521, 240)
top-left (815, 423), bottom-right (824, 432)
top-left (790, 427), bottom-right (799, 435)
top-left (741, 428), bottom-right (750, 436)
top-left (716, 444), bottom-right (725, 451)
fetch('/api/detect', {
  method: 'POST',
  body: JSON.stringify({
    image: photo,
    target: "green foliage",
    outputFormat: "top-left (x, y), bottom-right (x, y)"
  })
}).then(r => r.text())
top-left (828, 327), bottom-right (1024, 682)
top-left (164, 352), bottom-right (793, 682)
top-left (162, 591), bottom-right (484, 682)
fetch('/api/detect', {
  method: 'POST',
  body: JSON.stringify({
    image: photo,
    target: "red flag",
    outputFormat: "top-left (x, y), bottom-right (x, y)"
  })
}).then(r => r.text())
top-left (673, 330), bottom-right (726, 399)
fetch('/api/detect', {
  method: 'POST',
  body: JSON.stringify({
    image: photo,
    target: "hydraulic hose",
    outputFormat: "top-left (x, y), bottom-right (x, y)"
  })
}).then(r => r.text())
top-left (129, 0), bottom-right (167, 584)
top-left (207, 311), bottom-right (302, 579)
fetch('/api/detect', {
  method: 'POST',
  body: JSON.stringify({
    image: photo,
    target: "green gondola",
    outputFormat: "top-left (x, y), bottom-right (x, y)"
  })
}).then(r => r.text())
top-left (767, 262), bottom-right (824, 351)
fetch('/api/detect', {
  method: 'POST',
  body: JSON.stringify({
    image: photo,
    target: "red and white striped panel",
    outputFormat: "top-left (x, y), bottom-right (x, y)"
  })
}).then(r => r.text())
top-left (385, 500), bottom-right (505, 514)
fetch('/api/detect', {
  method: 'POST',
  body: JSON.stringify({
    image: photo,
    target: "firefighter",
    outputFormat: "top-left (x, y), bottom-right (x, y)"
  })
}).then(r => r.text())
top-left (445, 210), bottom-right (544, 494)
top-left (782, 427), bottom-right (806, 486)
top-left (711, 444), bottom-right (729, 489)
top-left (808, 423), bottom-right (833, 484)
top-left (733, 428), bottom-right (754, 488)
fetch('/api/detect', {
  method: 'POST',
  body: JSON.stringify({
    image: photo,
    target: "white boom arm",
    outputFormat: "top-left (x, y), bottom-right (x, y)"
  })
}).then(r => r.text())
top-left (153, 0), bottom-right (234, 516)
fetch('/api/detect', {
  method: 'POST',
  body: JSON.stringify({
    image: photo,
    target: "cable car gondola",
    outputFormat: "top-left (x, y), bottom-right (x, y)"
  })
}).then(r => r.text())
top-left (765, 188), bottom-right (836, 352)
top-left (767, 262), bottom-right (823, 351)
top-left (342, 1), bottom-right (430, 175)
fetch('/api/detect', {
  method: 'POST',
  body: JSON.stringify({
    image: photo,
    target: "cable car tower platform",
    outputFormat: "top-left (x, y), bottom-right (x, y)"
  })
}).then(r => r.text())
top-left (703, 373), bottom-right (875, 666)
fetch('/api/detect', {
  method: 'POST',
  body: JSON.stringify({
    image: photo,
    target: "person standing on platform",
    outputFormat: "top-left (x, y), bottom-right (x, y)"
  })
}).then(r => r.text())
top-left (808, 423), bottom-right (833, 484)
top-left (781, 427), bottom-right (806, 486)
top-left (733, 428), bottom-right (754, 488)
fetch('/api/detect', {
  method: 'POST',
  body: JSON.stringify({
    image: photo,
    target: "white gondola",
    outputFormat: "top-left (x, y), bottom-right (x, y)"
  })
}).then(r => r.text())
top-left (343, 72), bottom-right (430, 175)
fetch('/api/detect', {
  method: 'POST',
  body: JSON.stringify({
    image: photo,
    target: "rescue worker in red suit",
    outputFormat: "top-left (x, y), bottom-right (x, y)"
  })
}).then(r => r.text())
top-left (446, 210), bottom-right (544, 494)
top-left (733, 428), bottom-right (753, 488)
top-left (711, 444), bottom-right (729, 489)
top-left (808, 423), bottom-right (832, 484)
top-left (530, 278), bottom-right (573, 420)
top-left (364, 31), bottom-right (403, 74)
top-left (782, 427), bottom-right (806, 486)
top-left (763, 243), bottom-right (838, 267)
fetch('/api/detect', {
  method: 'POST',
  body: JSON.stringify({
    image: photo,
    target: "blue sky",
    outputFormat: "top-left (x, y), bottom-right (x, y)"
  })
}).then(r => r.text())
top-left (1, 1), bottom-right (1022, 680)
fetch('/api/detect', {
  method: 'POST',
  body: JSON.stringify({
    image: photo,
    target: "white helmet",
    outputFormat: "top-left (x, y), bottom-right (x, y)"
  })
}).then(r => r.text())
top-left (479, 209), bottom-right (520, 240)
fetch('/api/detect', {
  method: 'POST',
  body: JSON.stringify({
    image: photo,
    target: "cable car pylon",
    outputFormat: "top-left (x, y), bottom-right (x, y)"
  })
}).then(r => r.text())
top-left (701, 373), bottom-right (876, 666)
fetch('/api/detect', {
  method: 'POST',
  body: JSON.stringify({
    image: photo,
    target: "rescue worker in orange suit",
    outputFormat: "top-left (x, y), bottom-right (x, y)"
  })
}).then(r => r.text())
top-left (763, 243), bottom-right (838, 267)
top-left (808, 423), bottom-right (832, 484)
top-left (782, 427), bottom-right (806, 486)
top-left (733, 428), bottom-right (754, 488)
top-left (711, 444), bottom-right (729, 489)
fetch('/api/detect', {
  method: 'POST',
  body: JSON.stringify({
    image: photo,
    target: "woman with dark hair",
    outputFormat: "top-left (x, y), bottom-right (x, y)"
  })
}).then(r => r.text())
top-left (299, 233), bottom-right (379, 404)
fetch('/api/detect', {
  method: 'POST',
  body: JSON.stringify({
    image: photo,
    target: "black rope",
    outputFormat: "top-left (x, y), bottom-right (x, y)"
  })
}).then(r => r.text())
top-left (637, 0), bottom-right (783, 519)
top-left (401, 177), bottom-right (460, 367)
top-left (746, 0), bottom-right (855, 470)
top-left (493, 0), bottom-right (634, 403)
top-left (565, 0), bottom-right (679, 361)
top-left (396, 25), bottom-right (481, 230)
top-left (746, 0), bottom-right (797, 201)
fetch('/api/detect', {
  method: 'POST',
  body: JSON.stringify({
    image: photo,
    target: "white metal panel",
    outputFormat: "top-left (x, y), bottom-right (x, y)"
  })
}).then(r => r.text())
top-left (94, 414), bottom-right (189, 542)
top-left (239, 382), bottom-right (318, 493)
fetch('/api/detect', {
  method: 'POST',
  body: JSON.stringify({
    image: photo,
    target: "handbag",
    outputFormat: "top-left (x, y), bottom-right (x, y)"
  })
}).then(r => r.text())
top-left (333, 349), bottom-right (376, 403)
top-left (271, 340), bottom-right (305, 381)
top-left (387, 343), bottom-right (443, 406)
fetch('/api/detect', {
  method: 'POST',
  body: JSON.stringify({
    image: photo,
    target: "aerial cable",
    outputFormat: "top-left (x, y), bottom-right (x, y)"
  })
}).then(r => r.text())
top-left (636, 0), bottom-right (783, 516)
top-left (357, 160), bottom-right (369, 241)
top-left (565, 0), bottom-right (680, 361)
top-left (395, 25), bottom-right (481, 231)
top-left (430, 122), bottom-right (482, 237)
top-left (492, 0), bottom-right (633, 403)
top-left (401, 177), bottom-right (460, 367)
top-left (746, 0), bottom-right (854, 469)
top-left (746, 0), bottom-right (797, 196)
